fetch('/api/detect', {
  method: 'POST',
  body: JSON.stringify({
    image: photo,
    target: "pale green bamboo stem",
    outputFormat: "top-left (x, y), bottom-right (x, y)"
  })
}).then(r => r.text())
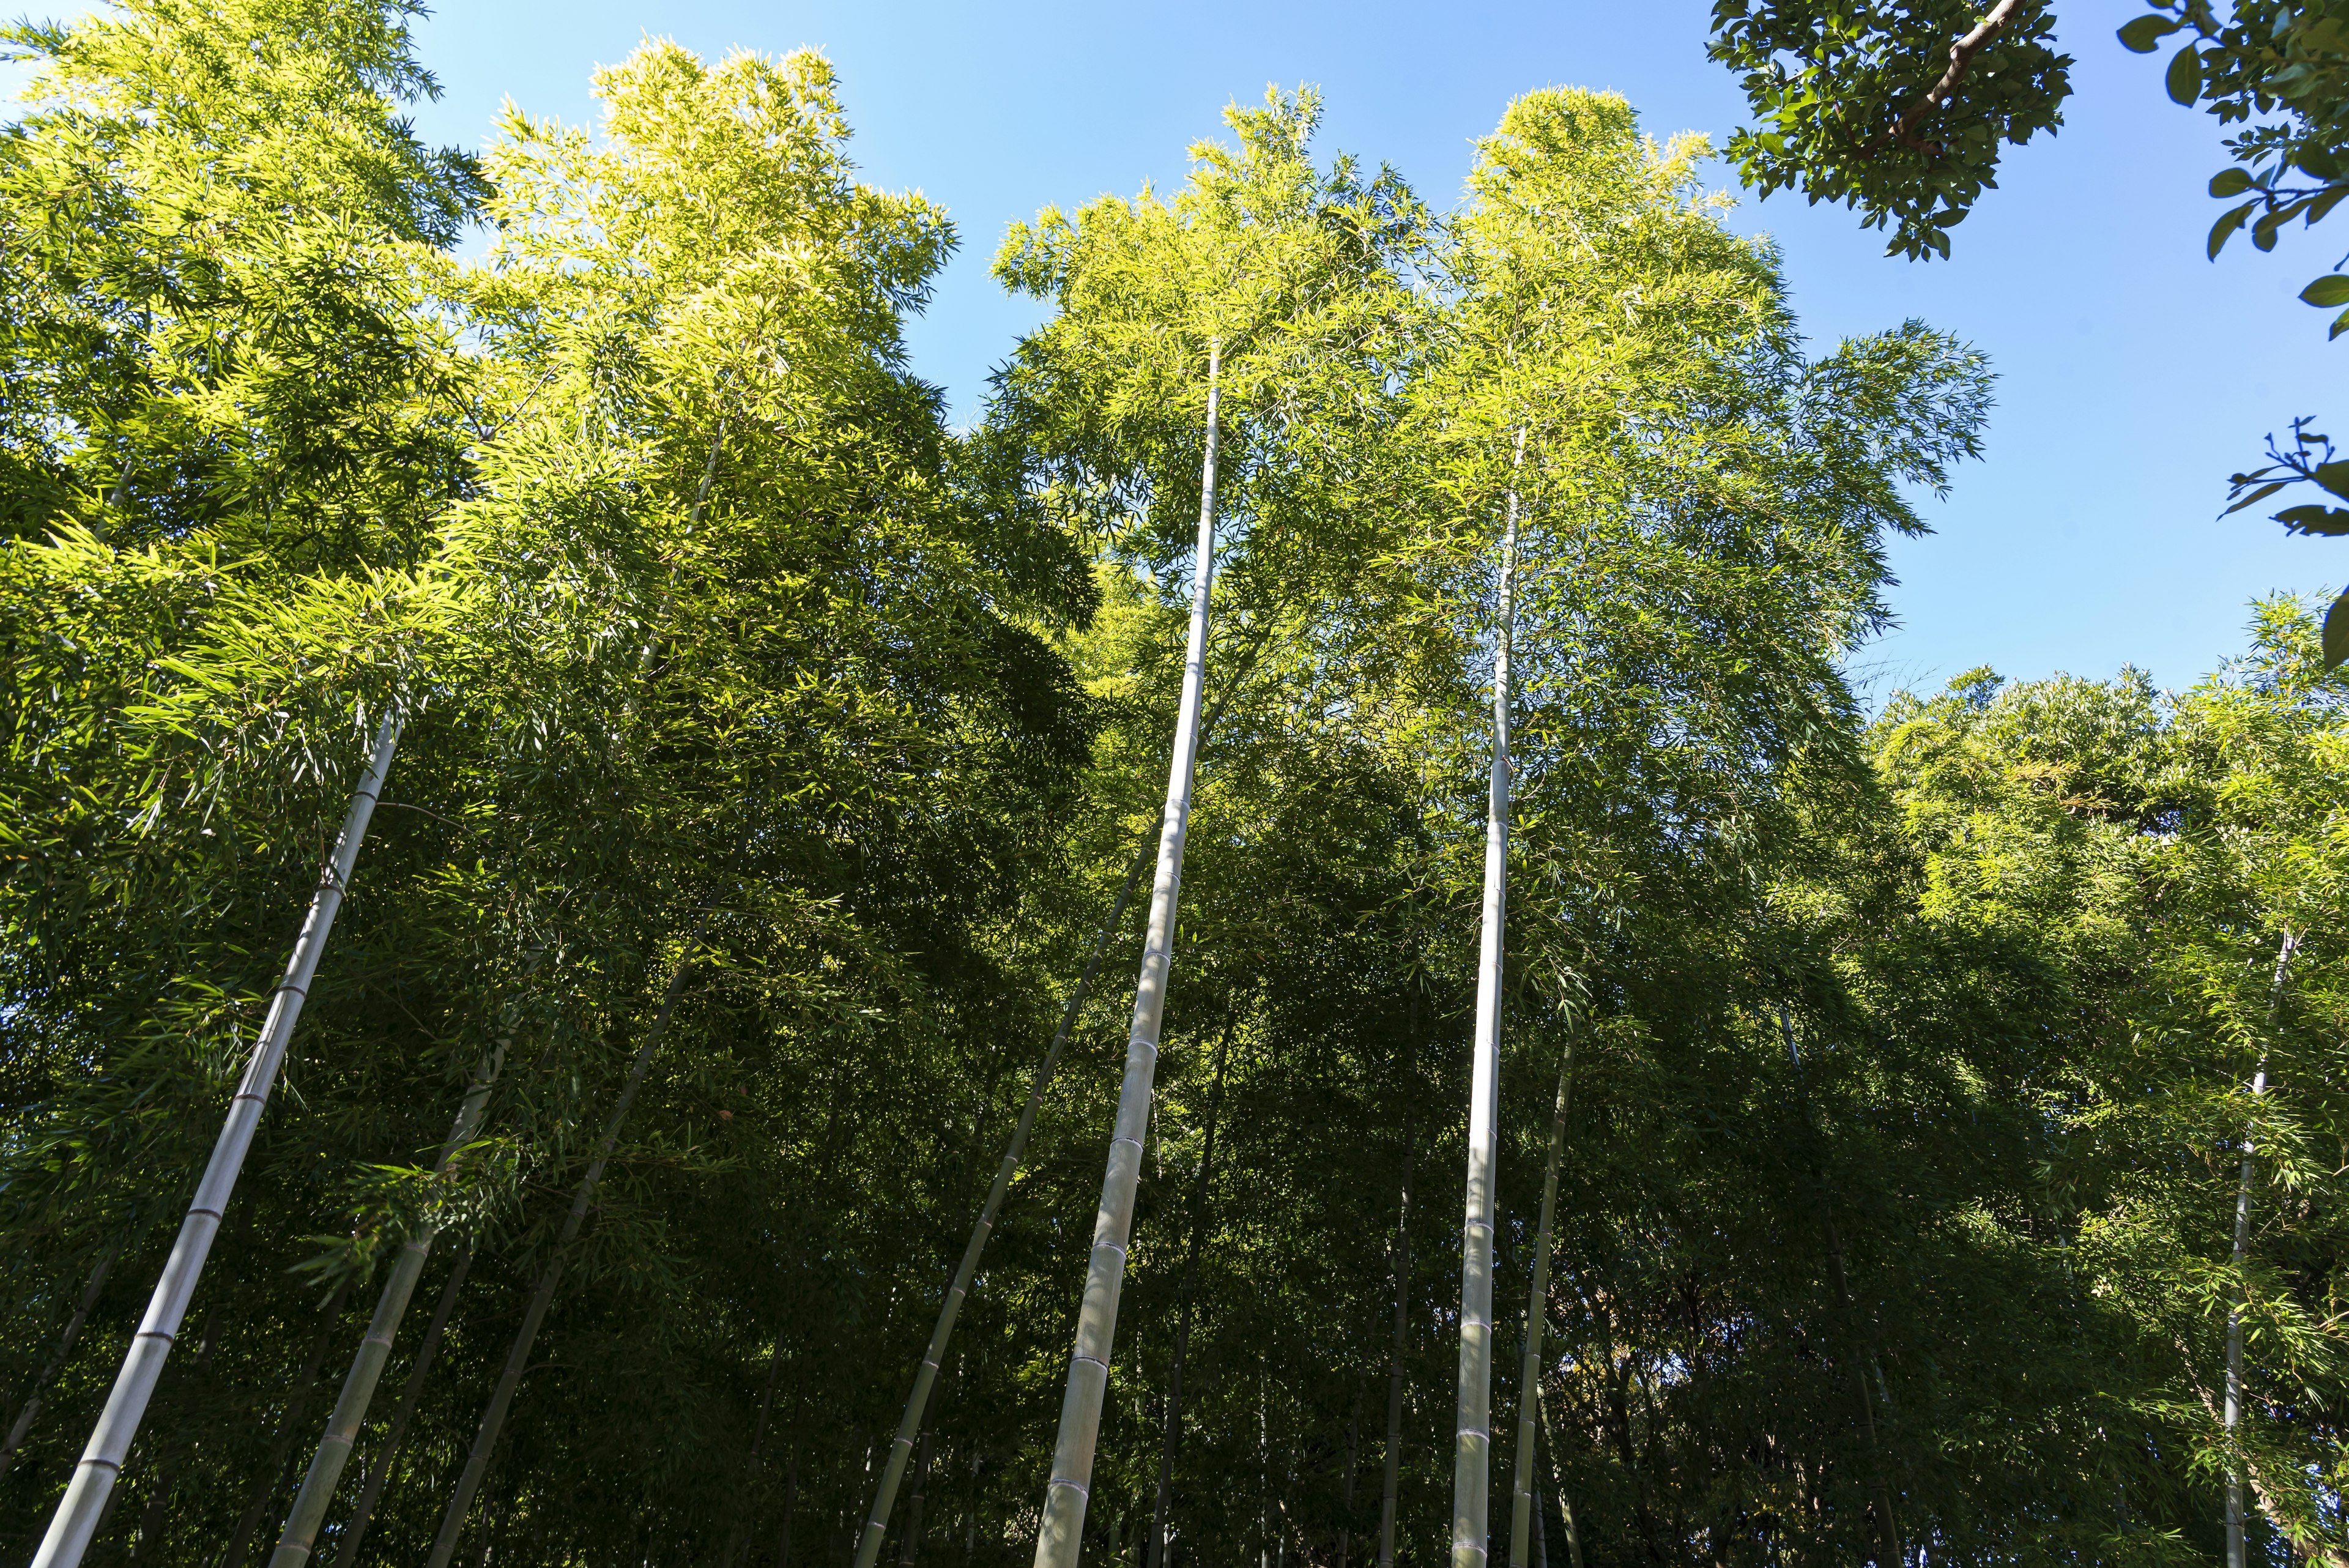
top-left (1145, 1020), bottom-right (1234, 1568)
top-left (851, 833), bottom-right (1158, 1568)
top-left (850, 459), bottom-right (1272, 1568)
top-left (1507, 1032), bottom-right (1573, 1567)
top-left (1453, 436), bottom-right (1523, 1568)
top-left (0, 1211), bottom-right (152, 1482)
top-left (217, 1276), bottom-right (354, 1568)
top-left (427, 923), bottom-right (708, 1568)
top-left (31, 713), bottom-right (401, 1568)
top-left (2226, 929), bottom-right (2299, 1568)
top-left (331, 1238), bottom-right (471, 1568)
top-left (269, 1037), bottom-right (508, 1566)
top-left (1532, 1383), bottom-right (1583, 1568)
top-left (1034, 343), bottom-right (1223, 1568)
top-left (1378, 983), bottom-right (1422, 1568)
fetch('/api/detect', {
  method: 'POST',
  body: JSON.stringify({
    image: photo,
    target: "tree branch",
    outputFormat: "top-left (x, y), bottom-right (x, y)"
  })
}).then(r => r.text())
top-left (1865, 0), bottom-right (2029, 157)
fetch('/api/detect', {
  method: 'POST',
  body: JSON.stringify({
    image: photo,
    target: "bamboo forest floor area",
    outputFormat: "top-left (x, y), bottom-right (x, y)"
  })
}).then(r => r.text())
top-left (4, 3), bottom-right (2348, 1566)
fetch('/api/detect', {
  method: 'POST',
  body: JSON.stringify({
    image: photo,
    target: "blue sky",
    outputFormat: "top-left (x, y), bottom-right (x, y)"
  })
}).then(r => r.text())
top-left (45, 1), bottom-right (2349, 698)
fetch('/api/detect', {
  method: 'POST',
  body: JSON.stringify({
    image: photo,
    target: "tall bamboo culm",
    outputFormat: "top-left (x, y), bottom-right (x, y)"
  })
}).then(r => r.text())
top-left (851, 836), bottom-right (1156, 1568)
top-left (1377, 982), bottom-right (1422, 1568)
top-left (267, 1037), bottom-right (508, 1566)
top-left (29, 712), bottom-right (402, 1568)
top-left (1144, 1020), bottom-right (1234, 1568)
top-left (1452, 437), bottom-right (1522, 1568)
top-left (425, 929), bottom-right (708, 1568)
top-left (2227, 929), bottom-right (2299, 1568)
top-left (1507, 1031), bottom-right (1573, 1567)
top-left (0, 1208), bottom-right (155, 1482)
top-left (856, 628), bottom-right (1271, 1568)
top-left (1033, 342), bottom-right (1223, 1568)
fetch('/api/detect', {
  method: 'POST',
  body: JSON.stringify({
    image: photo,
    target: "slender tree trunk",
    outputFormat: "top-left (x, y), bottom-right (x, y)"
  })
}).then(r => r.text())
top-left (720, 1334), bottom-right (793, 1568)
top-left (124, 1307), bottom-right (223, 1563)
top-left (0, 1216), bottom-right (147, 1481)
top-left (1034, 340), bottom-right (1223, 1568)
top-left (854, 834), bottom-right (1153, 1568)
top-left (1770, 1001), bottom-right (1902, 1566)
top-left (1378, 974), bottom-right (1423, 1568)
top-left (2228, 929), bottom-right (2300, 1568)
top-left (218, 1277), bottom-right (355, 1568)
top-left (427, 917), bottom-right (712, 1568)
top-left (332, 1238), bottom-right (473, 1568)
top-left (774, 1436), bottom-right (802, 1567)
top-left (271, 1038), bottom-right (509, 1566)
top-left (1340, 1381), bottom-right (1360, 1568)
top-left (32, 713), bottom-right (400, 1568)
top-left (858, 619), bottom-right (1267, 1568)
top-left (1508, 1031), bottom-right (1575, 1567)
top-left (1145, 1022), bottom-right (1234, 1568)
top-left (1534, 1378), bottom-right (1584, 1568)
top-left (897, 1427), bottom-right (935, 1567)
top-left (1453, 433), bottom-right (1523, 1568)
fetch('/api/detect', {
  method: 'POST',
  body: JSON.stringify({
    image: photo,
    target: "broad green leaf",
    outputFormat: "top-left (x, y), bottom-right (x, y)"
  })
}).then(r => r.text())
top-left (2211, 168), bottom-right (2254, 197)
top-left (2326, 592), bottom-right (2349, 668)
top-left (2119, 13), bottom-right (2183, 52)
top-left (2211, 200), bottom-right (2258, 258)
top-left (2274, 503), bottom-right (2349, 535)
top-left (2167, 44), bottom-right (2204, 105)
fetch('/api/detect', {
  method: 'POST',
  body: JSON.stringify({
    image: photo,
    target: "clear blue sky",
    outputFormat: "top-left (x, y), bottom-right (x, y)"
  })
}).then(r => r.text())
top-left (70, 1), bottom-right (2349, 697)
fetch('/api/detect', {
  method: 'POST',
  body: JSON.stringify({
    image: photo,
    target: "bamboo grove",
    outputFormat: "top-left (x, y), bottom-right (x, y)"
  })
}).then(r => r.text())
top-left (4, 3), bottom-right (2349, 1566)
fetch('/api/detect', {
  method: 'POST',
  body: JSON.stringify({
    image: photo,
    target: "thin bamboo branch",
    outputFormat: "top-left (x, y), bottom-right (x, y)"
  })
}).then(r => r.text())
top-left (0, 1211), bottom-right (152, 1482)
top-left (1378, 961), bottom-right (1422, 1568)
top-left (1533, 1383), bottom-right (1584, 1568)
top-left (1034, 341), bottom-right (1223, 1568)
top-left (30, 712), bottom-right (402, 1568)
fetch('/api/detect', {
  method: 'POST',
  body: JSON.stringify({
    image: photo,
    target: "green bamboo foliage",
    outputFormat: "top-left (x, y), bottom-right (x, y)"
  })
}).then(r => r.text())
top-left (21, 10), bottom-right (2349, 1567)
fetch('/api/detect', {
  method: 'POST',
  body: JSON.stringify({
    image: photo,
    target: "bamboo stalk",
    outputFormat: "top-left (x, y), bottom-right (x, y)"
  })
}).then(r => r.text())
top-left (269, 1036), bottom-right (510, 1566)
top-left (1772, 1002), bottom-right (1902, 1567)
top-left (1453, 433), bottom-right (1523, 1568)
top-left (853, 595), bottom-right (1272, 1568)
top-left (897, 1427), bottom-right (935, 1567)
top-left (0, 1211), bottom-right (152, 1482)
top-left (1532, 1383), bottom-right (1583, 1568)
top-left (852, 831), bottom-right (1156, 1568)
top-left (1507, 1029), bottom-right (1574, 1567)
top-left (1378, 978), bottom-right (1422, 1568)
top-left (30, 712), bottom-right (402, 1568)
top-left (2227, 929), bottom-right (2299, 1568)
top-left (426, 920), bottom-right (710, 1568)
top-left (331, 1238), bottom-right (473, 1568)
top-left (1145, 1019), bottom-right (1234, 1568)
top-left (218, 1277), bottom-right (355, 1568)
top-left (1034, 341), bottom-right (1223, 1568)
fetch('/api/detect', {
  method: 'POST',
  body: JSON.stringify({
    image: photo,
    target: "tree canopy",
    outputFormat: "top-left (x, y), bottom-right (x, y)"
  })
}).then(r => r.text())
top-left (2, 6), bottom-right (2347, 1568)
